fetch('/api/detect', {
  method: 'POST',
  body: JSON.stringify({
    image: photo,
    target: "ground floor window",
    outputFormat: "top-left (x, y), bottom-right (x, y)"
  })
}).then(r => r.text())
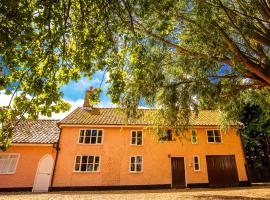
top-left (74, 155), bottom-right (100, 172)
top-left (0, 154), bottom-right (19, 174)
top-left (130, 156), bottom-right (143, 172)
top-left (193, 155), bottom-right (200, 171)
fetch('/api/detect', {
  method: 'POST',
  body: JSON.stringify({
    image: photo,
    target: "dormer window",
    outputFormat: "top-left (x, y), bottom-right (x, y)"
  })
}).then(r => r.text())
top-left (79, 129), bottom-right (103, 144)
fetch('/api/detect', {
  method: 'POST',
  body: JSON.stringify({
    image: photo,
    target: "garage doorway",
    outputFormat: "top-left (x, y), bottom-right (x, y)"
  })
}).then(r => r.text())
top-left (33, 154), bottom-right (54, 192)
top-left (206, 155), bottom-right (239, 187)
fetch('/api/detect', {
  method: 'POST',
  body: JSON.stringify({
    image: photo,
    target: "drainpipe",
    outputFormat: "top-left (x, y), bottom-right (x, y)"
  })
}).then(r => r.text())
top-left (239, 130), bottom-right (251, 186)
top-left (50, 126), bottom-right (62, 191)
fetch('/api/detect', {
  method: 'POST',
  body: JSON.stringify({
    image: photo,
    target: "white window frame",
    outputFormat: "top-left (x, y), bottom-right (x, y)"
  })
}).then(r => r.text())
top-left (206, 129), bottom-right (222, 143)
top-left (129, 155), bottom-right (143, 173)
top-left (191, 130), bottom-right (197, 144)
top-left (130, 130), bottom-right (143, 146)
top-left (73, 155), bottom-right (101, 173)
top-left (78, 129), bottom-right (104, 145)
top-left (0, 153), bottom-right (20, 174)
top-left (193, 155), bottom-right (201, 172)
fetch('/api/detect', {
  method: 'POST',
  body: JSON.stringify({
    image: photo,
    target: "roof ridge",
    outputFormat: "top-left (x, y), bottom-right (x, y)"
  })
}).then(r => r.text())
top-left (77, 107), bottom-right (218, 112)
top-left (19, 119), bottom-right (60, 121)
top-left (59, 107), bottom-right (81, 123)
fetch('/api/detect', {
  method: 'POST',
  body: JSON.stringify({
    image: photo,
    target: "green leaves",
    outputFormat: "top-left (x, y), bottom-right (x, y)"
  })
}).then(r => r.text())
top-left (1, 0), bottom-right (270, 149)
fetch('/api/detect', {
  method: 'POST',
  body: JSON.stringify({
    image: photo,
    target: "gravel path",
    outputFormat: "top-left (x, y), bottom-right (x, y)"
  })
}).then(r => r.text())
top-left (0, 187), bottom-right (270, 200)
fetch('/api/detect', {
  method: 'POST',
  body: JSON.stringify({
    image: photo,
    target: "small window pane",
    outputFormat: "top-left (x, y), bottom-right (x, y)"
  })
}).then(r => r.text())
top-left (208, 137), bottom-right (215, 142)
top-left (92, 130), bottom-right (97, 136)
top-left (88, 156), bottom-right (94, 163)
top-left (81, 164), bottom-right (87, 171)
top-left (84, 137), bottom-right (90, 144)
top-left (207, 130), bottom-right (214, 136)
top-left (80, 130), bottom-right (85, 136)
top-left (214, 130), bottom-right (220, 137)
top-left (136, 164), bottom-right (142, 172)
top-left (82, 156), bottom-right (88, 163)
top-left (137, 131), bottom-right (142, 137)
top-left (131, 157), bottom-right (135, 163)
top-left (79, 137), bottom-right (84, 143)
top-left (131, 137), bottom-right (136, 144)
top-left (97, 136), bottom-right (102, 144)
top-left (86, 130), bottom-right (91, 136)
top-left (195, 163), bottom-right (199, 170)
top-left (132, 131), bottom-right (136, 137)
top-left (76, 156), bottom-right (81, 163)
top-left (215, 136), bottom-right (221, 143)
top-left (137, 156), bottom-right (142, 163)
top-left (87, 164), bottom-right (93, 171)
top-left (137, 137), bottom-right (142, 145)
top-left (94, 164), bottom-right (99, 171)
top-left (75, 164), bottom-right (80, 171)
top-left (91, 137), bottom-right (96, 144)
top-left (95, 156), bottom-right (100, 163)
top-left (194, 156), bottom-right (198, 163)
top-left (130, 163), bottom-right (135, 171)
top-left (98, 130), bottom-right (103, 136)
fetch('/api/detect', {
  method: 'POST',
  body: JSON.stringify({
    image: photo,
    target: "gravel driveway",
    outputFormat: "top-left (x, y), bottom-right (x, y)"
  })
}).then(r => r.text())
top-left (0, 187), bottom-right (269, 200)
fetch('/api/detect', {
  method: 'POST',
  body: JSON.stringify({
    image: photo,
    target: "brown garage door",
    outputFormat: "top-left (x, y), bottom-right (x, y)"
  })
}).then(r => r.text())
top-left (171, 157), bottom-right (186, 188)
top-left (206, 155), bottom-right (239, 187)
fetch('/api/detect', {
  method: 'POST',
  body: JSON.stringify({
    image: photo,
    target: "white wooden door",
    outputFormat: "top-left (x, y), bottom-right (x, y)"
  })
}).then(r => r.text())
top-left (32, 154), bottom-right (54, 192)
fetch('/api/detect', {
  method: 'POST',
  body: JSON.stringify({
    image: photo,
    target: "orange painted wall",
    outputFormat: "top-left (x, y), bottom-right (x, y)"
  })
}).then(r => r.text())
top-left (53, 126), bottom-right (248, 187)
top-left (0, 145), bottom-right (56, 188)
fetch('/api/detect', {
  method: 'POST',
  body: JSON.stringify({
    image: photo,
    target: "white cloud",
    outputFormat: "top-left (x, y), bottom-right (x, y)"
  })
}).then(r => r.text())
top-left (40, 99), bottom-right (84, 120)
top-left (41, 98), bottom-right (116, 120)
top-left (0, 92), bottom-right (12, 106)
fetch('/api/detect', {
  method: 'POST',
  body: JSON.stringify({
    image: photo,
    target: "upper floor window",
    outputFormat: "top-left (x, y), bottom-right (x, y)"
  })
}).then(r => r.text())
top-left (131, 130), bottom-right (143, 145)
top-left (207, 130), bottom-right (221, 143)
top-left (130, 156), bottom-right (143, 172)
top-left (191, 130), bottom-right (197, 144)
top-left (193, 155), bottom-right (200, 171)
top-left (0, 154), bottom-right (19, 174)
top-left (79, 129), bottom-right (103, 144)
top-left (74, 155), bottom-right (100, 172)
top-left (158, 130), bottom-right (173, 141)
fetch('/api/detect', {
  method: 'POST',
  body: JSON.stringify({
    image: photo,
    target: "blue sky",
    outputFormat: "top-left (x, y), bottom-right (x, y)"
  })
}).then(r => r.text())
top-left (0, 70), bottom-right (114, 119)
top-left (60, 70), bottom-right (113, 107)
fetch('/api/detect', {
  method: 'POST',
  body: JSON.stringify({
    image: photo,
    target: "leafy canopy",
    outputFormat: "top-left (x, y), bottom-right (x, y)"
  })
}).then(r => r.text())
top-left (1, 0), bottom-right (270, 149)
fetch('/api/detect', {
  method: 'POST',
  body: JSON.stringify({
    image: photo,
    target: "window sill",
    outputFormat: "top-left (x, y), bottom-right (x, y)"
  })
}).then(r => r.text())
top-left (129, 171), bottom-right (144, 174)
top-left (73, 171), bottom-right (101, 173)
top-left (0, 172), bottom-right (16, 175)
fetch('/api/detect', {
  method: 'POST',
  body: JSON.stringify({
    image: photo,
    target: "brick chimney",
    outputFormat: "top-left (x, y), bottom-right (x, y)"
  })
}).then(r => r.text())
top-left (83, 86), bottom-right (93, 108)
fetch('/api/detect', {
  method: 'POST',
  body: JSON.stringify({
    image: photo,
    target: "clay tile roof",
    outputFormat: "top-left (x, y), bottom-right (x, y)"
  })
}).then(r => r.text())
top-left (12, 120), bottom-right (60, 144)
top-left (59, 107), bottom-right (222, 126)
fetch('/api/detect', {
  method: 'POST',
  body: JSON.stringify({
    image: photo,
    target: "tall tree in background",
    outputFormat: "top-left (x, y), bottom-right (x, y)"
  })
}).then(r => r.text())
top-left (241, 104), bottom-right (270, 167)
top-left (1, 0), bottom-right (270, 149)
top-left (240, 104), bottom-right (270, 182)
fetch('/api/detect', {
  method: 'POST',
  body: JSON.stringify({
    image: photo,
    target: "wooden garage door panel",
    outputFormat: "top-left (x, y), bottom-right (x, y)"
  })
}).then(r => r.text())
top-left (206, 155), bottom-right (239, 187)
top-left (171, 157), bottom-right (186, 188)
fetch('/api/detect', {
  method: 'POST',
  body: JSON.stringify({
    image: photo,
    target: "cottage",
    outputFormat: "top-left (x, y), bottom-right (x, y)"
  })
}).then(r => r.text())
top-left (0, 107), bottom-right (249, 192)
top-left (0, 120), bottom-right (59, 192)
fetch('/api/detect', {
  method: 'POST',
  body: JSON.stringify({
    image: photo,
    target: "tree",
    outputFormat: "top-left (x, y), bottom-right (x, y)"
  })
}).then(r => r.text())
top-left (240, 104), bottom-right (270, 168)
top-left (1, 0), bottom-right (270, 149)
